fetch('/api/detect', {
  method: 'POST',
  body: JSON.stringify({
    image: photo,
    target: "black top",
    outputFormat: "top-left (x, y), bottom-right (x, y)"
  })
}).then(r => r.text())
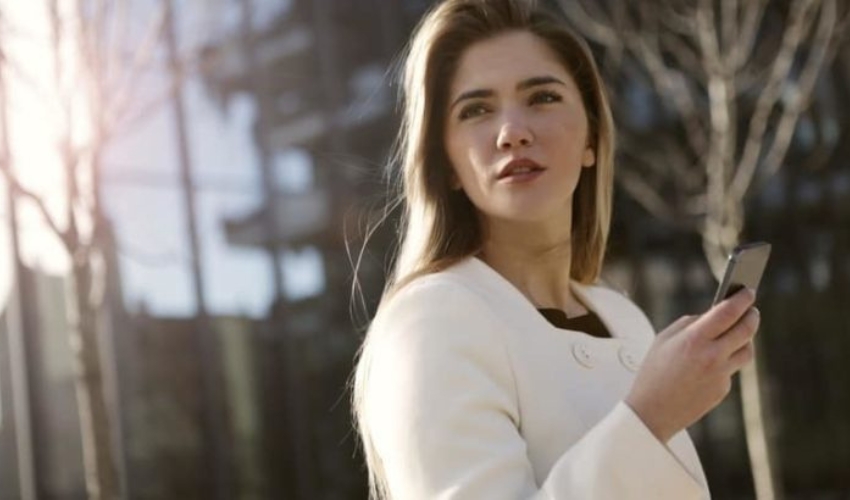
top-left (537, 308), bottom-right (612, 339)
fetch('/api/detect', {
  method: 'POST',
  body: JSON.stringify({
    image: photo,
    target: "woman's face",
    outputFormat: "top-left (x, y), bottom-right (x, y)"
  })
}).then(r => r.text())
top-left (443, 30), bottom-right (596, 227)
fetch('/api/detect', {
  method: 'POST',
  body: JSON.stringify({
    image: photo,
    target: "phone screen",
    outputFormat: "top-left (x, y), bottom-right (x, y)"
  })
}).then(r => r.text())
top-left (712, 242), bottom-right (771, 306)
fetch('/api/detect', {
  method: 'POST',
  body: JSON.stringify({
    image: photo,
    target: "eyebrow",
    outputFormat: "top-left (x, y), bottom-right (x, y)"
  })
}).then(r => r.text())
top-left (449, 75), bottom-right (567, 112)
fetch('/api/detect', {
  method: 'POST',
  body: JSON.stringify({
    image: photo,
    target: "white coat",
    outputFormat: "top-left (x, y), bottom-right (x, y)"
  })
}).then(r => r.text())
top-left (358, 256), bottom-right (711, 499)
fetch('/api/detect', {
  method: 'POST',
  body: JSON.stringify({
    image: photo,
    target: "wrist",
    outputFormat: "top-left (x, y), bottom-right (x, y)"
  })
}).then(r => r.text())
top-left (624, 395), bottom-right (675, 444)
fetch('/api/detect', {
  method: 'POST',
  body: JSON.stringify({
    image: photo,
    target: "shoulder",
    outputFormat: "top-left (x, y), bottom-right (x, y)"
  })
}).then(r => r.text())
top-left (355, 268), bottom-right (527, 499)
top-left (358, 265), bottom-right (519, 420)
top-left (369, 268), bottom-right (500, 349)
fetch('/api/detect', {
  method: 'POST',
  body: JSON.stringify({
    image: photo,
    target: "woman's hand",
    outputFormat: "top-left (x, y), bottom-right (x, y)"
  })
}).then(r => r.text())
top-left (625, 287), bottom-right (761, 443)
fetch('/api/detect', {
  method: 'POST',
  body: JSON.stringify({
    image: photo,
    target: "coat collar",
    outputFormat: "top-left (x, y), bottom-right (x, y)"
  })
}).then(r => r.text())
top-left (445, 257), bottom-right (646, 342)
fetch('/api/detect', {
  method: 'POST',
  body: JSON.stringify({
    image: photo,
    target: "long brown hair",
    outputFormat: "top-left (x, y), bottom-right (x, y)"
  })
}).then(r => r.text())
top-left (354, 0), bottom-right (615, 498)
top-left (385, 0), bottom-right (614, 301)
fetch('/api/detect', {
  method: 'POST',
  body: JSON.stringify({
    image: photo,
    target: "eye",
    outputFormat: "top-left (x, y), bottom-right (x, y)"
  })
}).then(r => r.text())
top-left (458, 102), bottom-right (490, 121)
top-left (529, 90), bottom-right (563, 105)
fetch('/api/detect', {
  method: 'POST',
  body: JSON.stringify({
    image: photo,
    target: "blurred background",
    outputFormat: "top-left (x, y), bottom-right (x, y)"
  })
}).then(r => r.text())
top-left (0, 0), bottom-right (847, 499)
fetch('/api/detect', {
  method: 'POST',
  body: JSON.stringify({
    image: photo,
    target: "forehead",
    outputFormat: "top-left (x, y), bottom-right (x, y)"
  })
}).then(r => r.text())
top-left (448, 30), bottom-right (575, 96)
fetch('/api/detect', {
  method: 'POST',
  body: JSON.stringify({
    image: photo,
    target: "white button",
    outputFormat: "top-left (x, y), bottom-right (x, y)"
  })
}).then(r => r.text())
top-left (618, 346), bottom-right (640, 372)
top-left (572, 342), bottom-right (594, 368)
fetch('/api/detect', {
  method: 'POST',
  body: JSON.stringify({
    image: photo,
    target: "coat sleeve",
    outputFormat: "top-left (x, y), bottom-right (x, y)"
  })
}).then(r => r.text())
top-left (360, 279), bottom-right (707, 500)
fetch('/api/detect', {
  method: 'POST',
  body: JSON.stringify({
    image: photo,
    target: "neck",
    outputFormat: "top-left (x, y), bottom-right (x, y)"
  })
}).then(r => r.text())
top-left (478, 217), bottom-right (587, 317)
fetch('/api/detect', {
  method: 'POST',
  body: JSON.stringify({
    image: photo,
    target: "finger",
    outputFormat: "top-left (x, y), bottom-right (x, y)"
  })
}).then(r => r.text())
top-left (717, 307), bottom-right (760, 358)
top-left (726, 340), bottom-right (755, 374)
top-left (691, 287), bottom-right (756, 340)
top-left (659, 314), bottom-right (699, 337)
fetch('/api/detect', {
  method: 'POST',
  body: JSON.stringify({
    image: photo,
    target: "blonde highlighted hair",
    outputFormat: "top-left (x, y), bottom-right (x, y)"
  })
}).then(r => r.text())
top-left (353, 0), bottom-right (615, 497)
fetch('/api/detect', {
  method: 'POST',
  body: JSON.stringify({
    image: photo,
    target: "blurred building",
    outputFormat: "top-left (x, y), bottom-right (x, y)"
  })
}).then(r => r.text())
top-left (0, 268), bottom-right (86, 499)
top-left (195, 1), bottom-right (431, 498)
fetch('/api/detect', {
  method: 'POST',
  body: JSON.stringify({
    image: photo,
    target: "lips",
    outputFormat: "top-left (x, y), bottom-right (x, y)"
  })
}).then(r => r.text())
top-left (497, 158), bottom-right (547, 181)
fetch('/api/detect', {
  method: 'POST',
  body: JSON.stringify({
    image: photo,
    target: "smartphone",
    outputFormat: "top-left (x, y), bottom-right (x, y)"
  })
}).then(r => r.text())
top-left (712, 242), bottom-right (772, 306)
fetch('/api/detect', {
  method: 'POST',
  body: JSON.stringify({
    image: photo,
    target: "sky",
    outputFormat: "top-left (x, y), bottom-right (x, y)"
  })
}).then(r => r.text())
top-left (0, 0), bottom-right (323, 318)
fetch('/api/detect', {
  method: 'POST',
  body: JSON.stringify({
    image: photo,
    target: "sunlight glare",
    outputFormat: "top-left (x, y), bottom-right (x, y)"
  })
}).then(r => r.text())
top-left (1, 0), bottom-right (94, 283)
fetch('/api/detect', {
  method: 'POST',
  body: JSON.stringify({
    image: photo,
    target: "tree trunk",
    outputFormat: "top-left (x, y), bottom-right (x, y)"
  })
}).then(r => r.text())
top-left (740, 359), bottom-right (782, 500)
top-left (67, 257), bottom-right (119, 500)
top-left (705, 229), bottom-right (781, 500)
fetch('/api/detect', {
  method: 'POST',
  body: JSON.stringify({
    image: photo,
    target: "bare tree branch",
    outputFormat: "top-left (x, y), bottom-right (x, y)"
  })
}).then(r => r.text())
top-left (732, 0), bottom-right (817, 199)
top-left (105, 3), bottom-right (167, 129)
top-left (658, 31), bottom-right (705, 84)
top-left (732, 0), bottom-right (769, 70)
top-left (618, 131), bottom-right (704, 191)
top-left (0, 50), bottom-right (53, 103)
top-left (630, 27), bottom-right (708, 156)
top-left (696, 0), bottom-right (723, 72)
top-left (720, 0), bottom-right (737, 60)
top-left (757, 0), bottom-right (840, 184)
top-left (47, 0), bottom-right (70, 140)
top-left (106, 0), bottom-right (128, 88)
top-left (696, 0), bottom-right (736, 258)
top-left (657, 4), bottom-right (698, 37)
top-left (108, 53), bottom-right (200, 141)
top-left (561, 0), bottom-right (623, 50)
top-left (0, 163), bottom-right (71, 250)
top-left (615, 167), bottom-right (680, 226)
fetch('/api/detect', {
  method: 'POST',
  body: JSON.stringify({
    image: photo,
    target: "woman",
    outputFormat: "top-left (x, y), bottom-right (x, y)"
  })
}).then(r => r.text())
top-left (352, 0), bottom-right (760, 498)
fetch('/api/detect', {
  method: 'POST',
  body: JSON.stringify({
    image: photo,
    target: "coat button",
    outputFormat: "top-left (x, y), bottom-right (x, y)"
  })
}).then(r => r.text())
top-left (572, 342), bottom-right (594, 368)
top-left (618, 346), bottom-right (641, 372)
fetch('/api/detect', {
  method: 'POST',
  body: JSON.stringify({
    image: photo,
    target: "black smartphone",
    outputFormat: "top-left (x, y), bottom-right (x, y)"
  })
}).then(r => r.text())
top-left (712, 242), bottom-right (772, 306)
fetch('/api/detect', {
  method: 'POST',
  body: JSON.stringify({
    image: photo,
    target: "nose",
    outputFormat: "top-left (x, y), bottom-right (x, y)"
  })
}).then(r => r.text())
top-left (496, 116), bottom-right (534, 150)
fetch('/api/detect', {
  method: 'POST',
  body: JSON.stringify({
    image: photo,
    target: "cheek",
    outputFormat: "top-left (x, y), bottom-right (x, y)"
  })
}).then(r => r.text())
top-left (447, 129), bottom-right (492, 182)
top-left (542, 116), bottom-right (588, 157)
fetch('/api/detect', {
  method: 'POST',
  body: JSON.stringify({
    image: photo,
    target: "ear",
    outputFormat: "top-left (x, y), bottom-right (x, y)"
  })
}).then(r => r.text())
top-left (581, 145), bottom-right (596, 168)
